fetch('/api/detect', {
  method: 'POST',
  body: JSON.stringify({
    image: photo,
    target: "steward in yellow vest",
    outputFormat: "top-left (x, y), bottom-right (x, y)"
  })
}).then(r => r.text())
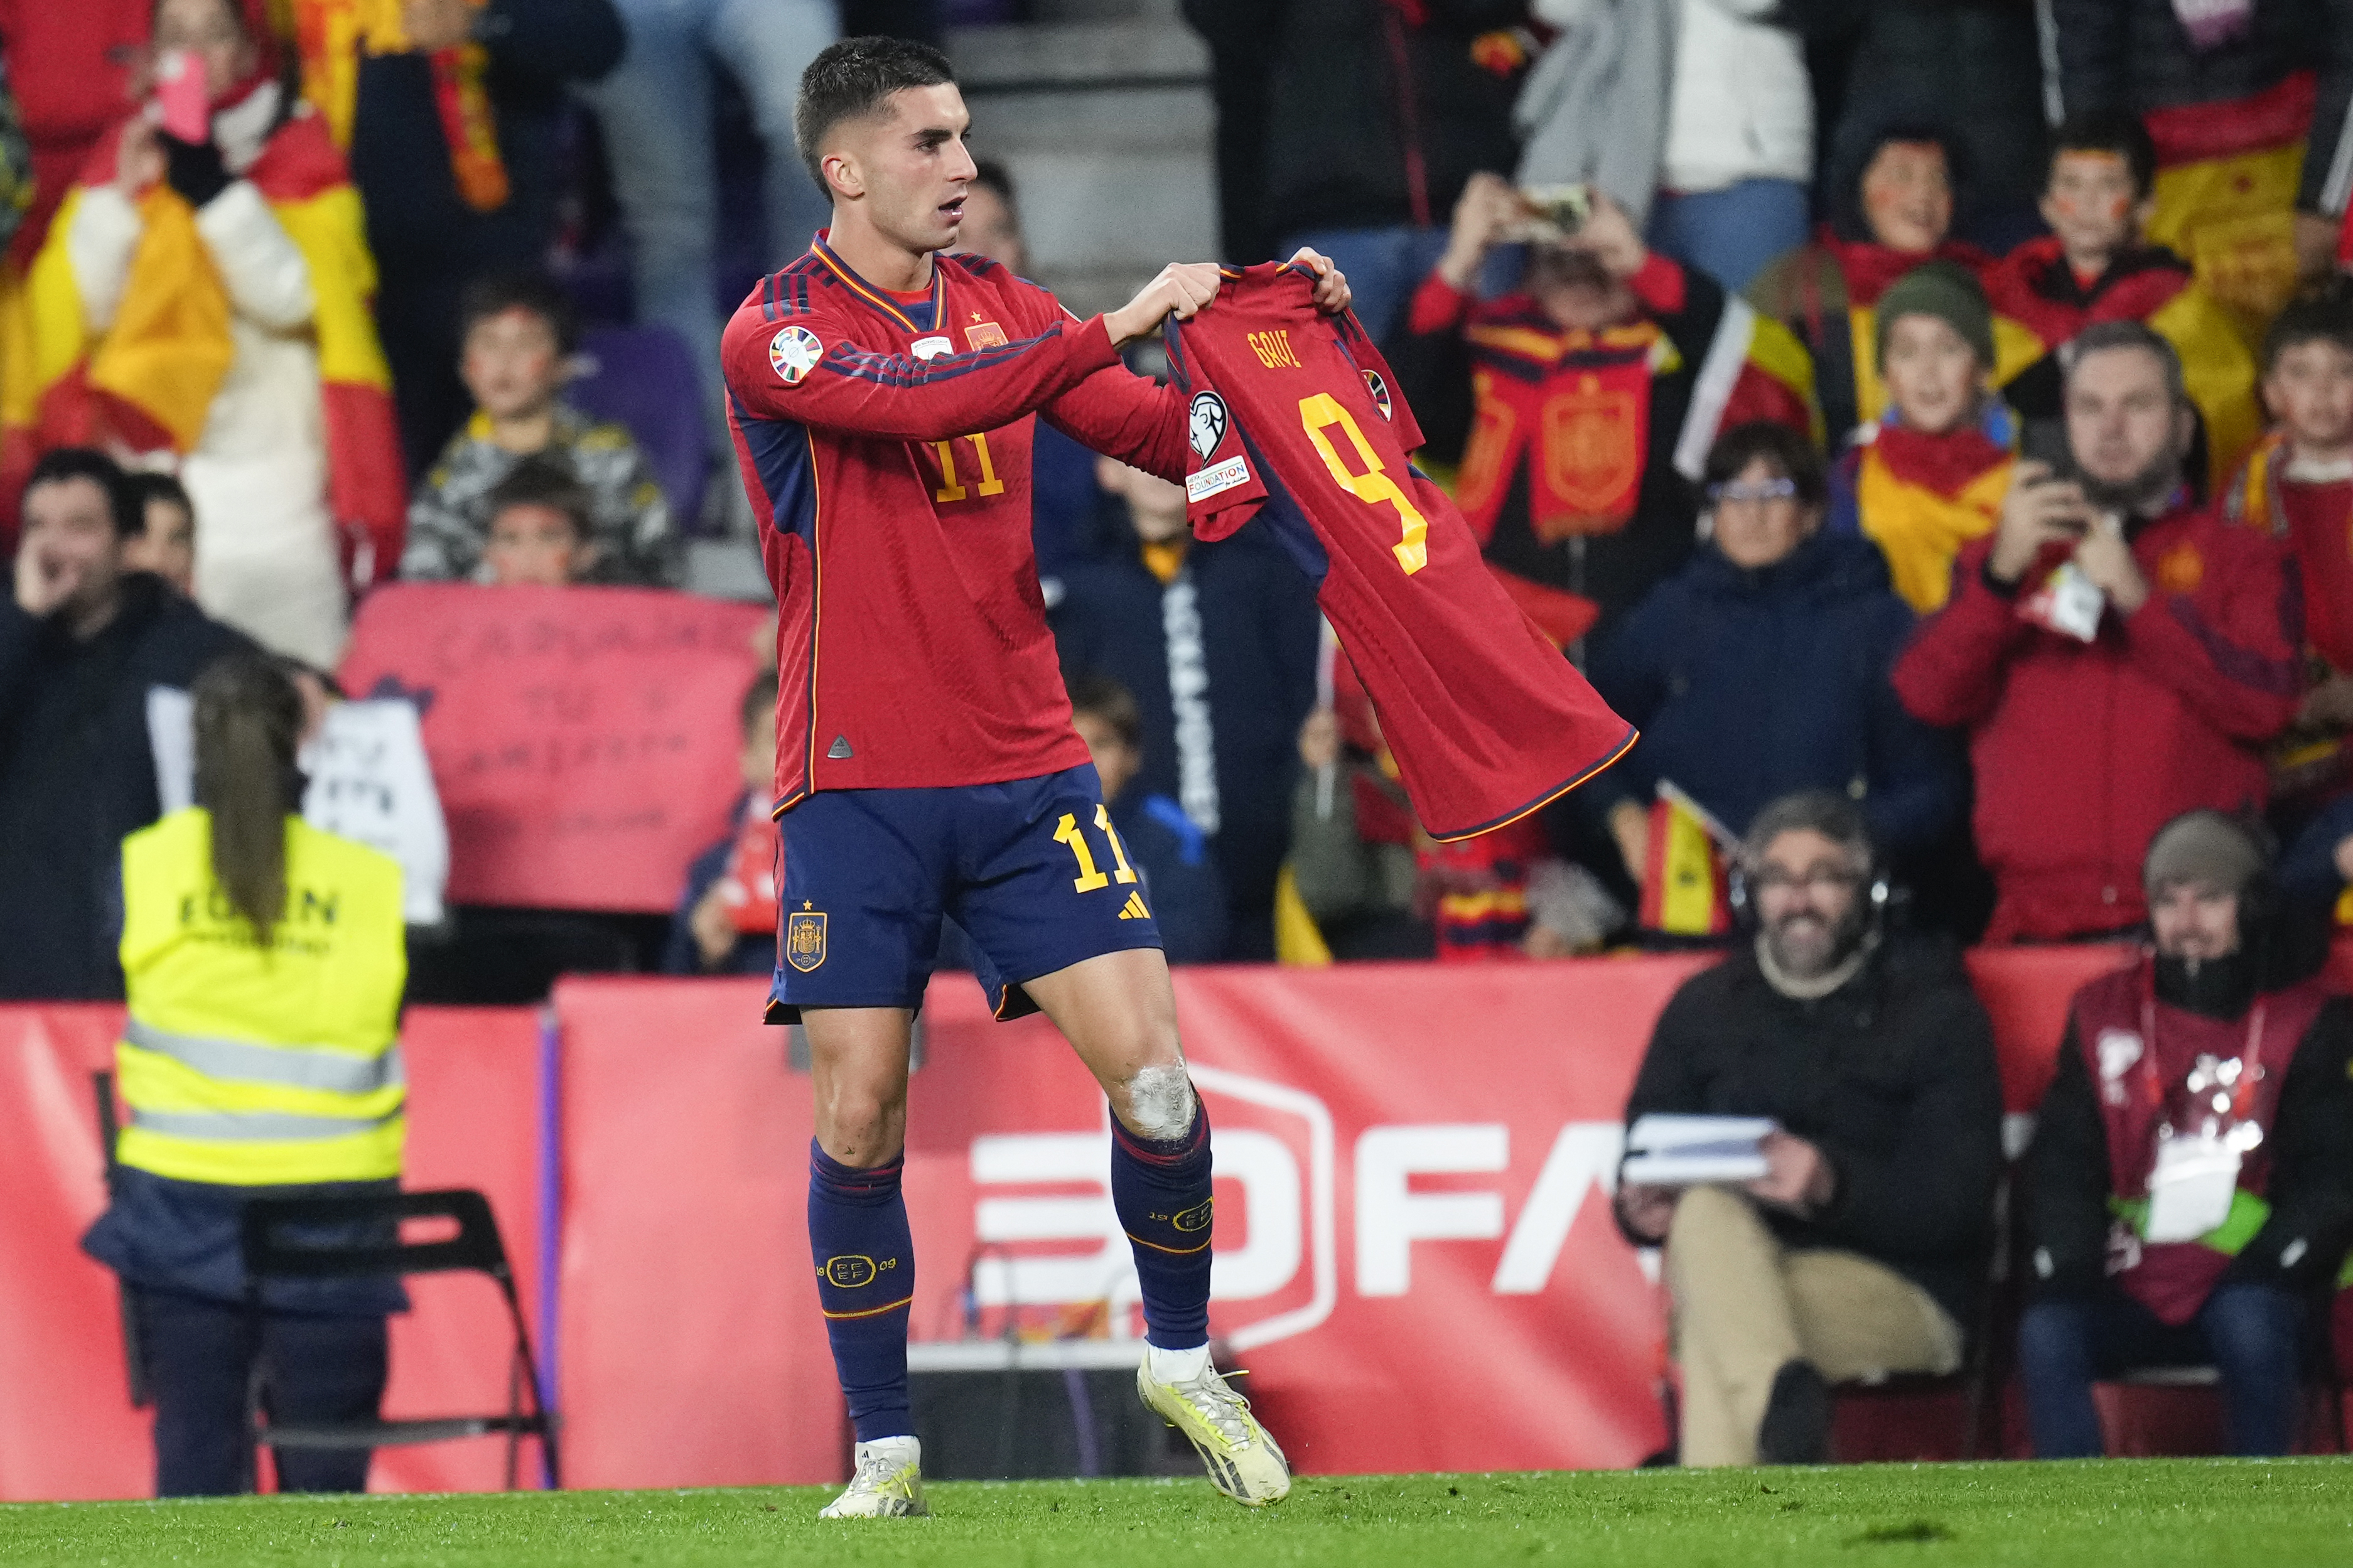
top-left (82, 649), bottom-right (406, 1498)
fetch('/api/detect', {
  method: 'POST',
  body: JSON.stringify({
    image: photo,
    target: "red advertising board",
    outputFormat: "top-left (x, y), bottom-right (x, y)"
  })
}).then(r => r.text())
top-left (0, 1007), bottom-right (544, 1501)
top-left (339, 584), bottom-right (768, 911)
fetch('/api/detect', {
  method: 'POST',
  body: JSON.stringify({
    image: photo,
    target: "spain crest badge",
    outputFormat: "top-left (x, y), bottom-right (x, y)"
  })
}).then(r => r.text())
top-left (785, 905), bottom-right (827, 972)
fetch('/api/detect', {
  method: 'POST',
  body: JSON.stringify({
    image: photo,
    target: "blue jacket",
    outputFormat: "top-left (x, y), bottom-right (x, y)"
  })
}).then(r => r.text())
top-left (1049, 523), bottom-right (1322, 931)
top-left (1112, 792), bottom-right (1230, 965)
top-left (1587, 530), bottom-right (1964, 856)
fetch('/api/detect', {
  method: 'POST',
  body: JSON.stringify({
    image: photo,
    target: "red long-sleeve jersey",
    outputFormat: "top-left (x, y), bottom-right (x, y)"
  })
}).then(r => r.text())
top-left (721, 240), bottom-right (1188, 809)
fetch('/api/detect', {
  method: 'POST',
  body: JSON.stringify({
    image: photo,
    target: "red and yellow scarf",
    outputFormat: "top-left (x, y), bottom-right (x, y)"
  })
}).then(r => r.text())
top-left (1853, 422), bottom-right (2015, 613)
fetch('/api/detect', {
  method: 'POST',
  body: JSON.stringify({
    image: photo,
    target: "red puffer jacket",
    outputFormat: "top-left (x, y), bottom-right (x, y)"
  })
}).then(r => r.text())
top-left (1893, 503), bottom-right (2299, 941)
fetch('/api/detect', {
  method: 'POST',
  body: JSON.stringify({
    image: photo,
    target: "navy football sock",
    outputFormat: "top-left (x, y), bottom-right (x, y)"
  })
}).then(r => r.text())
top-left (1110, 1100), bottom-right (1214, 1350)
top-left (807, 1139), bottom-right (915, 1442)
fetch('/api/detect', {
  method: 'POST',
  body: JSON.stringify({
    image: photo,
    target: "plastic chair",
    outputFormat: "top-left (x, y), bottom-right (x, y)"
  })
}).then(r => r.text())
top-left (240, 1188), bottom-right (560, 1488)
top-left (568, 325), bottom-right (709, 532)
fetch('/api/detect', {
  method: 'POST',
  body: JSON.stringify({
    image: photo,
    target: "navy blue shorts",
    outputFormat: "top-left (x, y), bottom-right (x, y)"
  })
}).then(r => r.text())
top-left (766, 765), bottom-right (1164, 1023)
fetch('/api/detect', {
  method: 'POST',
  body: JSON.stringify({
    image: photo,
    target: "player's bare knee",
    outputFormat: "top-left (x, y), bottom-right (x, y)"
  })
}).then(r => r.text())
top-left (817, 1088), bottom-right (905, 1167)
top-left (1117, 1061), bottom-right (1198, 1141)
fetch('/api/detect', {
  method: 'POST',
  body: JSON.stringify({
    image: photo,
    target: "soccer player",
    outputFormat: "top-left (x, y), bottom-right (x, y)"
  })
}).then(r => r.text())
top-left (718, 37), bottom-right (1348, 1518)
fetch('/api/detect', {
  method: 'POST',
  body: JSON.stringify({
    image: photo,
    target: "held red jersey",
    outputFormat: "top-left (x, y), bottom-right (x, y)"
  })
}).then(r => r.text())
top-left (721, 239), bottom-right (1187, 810)
top-left (1165, 265), bottom-right (1634, 841)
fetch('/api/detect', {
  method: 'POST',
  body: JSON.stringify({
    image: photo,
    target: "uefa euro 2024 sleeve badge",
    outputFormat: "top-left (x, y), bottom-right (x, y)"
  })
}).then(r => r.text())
top-left (1188, 391), bottom-right (1229, 459)
top-left (769, 325), bottom-right (824, 386)
top-left (786, 902), bottom-right (827, 971)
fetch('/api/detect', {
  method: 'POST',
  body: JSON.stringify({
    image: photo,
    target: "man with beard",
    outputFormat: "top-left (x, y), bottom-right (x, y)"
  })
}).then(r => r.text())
top-left (1614, 792), bottom-right (2001, 1466)
top-left (2018, 813), bottom-right (2353, 1457)
top-left (1895, 321), bottom-right (2300, 942)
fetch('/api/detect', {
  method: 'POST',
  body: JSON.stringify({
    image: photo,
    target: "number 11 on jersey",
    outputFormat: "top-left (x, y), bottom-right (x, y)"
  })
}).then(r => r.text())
top-left (1053, 806), bottom-right (1139, 893)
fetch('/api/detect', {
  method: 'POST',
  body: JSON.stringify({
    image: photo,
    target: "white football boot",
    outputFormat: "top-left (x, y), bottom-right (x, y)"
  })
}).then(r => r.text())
top-left (1137, 1345), bottom-right (1291, 1505)
top-left (817, 1435), bottom-right (930, 1518)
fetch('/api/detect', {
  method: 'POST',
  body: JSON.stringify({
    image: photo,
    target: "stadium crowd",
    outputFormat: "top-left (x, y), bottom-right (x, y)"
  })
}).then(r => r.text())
top-left (3, 0), bottom-right (2353, 1479)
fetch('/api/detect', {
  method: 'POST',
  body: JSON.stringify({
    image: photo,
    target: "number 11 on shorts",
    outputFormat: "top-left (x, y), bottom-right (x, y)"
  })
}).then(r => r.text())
top-left (1053, 806), bottom-right (1139, 893)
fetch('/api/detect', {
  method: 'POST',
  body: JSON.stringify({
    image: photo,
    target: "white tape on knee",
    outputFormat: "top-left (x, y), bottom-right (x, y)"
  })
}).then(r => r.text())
top-left (1125, 1064), bottom-right (1197, 1141)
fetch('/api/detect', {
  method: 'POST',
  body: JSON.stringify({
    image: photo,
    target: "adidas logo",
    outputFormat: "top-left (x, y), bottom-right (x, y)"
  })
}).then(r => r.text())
top-left (827, 735), bottom-right (854, 760)
top-left (1117, 891), bottom-right (1151, 921)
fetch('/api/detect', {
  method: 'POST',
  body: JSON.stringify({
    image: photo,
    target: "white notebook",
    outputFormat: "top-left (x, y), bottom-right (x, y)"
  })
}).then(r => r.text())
top-left (1621, 1114), bottom-right (1775, 1185)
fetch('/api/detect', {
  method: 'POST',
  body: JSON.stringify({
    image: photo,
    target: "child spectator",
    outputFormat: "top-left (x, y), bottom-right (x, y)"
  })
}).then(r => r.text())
top-left (1749, 126), bottom-right (2010, 449)
top-left (2222, 289), bottom-right (2353, 810)
top-left (664, 671), bottom-right (780, 976)
top-left (1065, 672), bottom-right (1228, 966)
top-left (1829, 262), bottom-right (2017, 612)
top-left (402, 269), bottom-right (677, 587)
top-left (122, 472), bottom-right (197, 597)
top-left (1987, 112), bottom-right (2261, 484)
top-left (480, 457), bottom-right (600, 588)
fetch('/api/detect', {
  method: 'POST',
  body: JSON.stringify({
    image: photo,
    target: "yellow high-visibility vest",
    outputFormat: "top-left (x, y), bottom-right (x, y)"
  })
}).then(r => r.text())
top-left (114, 808), bottom-right (407, 1186)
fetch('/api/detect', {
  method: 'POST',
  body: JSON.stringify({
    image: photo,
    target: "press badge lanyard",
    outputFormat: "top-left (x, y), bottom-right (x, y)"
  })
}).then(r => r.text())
top-left (2137, 991), bottom-right (2268, 1133)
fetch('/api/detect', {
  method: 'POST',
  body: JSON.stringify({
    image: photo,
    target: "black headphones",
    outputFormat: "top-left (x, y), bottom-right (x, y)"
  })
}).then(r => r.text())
top-left (1727, 843), bottom-right (1890, 932)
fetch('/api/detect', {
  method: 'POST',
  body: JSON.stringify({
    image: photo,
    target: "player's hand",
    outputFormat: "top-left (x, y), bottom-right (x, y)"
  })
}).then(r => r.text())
top-left (1744, 1131), bottom-right (1835, 1215)
top-left (2070, 513), bottom-right (2148, 614)
top-left (1106, 263), bottom-right (1222, 346)
top-left (115, 114), bottom-right (164, 197)
top-left (1297, 708), bottom-right (1340, 770)
top-left (1285, 247), bottom-right (1352, 314)
top-left (1988, 461), bottom-right (2093, 585)
top-left (1617, 1182), bottom-right (1677, 1243)
top-left (14, 539), bottom-right (81, 620)
top-left (689, 884), bottom-right (738, 972)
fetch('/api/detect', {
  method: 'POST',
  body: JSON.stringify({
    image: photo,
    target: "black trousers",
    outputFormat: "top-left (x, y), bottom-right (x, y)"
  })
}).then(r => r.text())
top-left (137, 1290), bottom-right (389, 1497)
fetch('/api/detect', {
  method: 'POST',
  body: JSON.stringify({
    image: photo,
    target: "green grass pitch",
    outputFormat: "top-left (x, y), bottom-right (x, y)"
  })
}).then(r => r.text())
top-left (4, 1462), bottom-right (2350, 1567)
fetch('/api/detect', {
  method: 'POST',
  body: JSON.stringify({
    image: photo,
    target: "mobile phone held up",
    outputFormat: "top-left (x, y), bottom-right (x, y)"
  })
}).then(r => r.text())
top-left (156, 50), bottom-right (210, 144)
top-left (1512, 184), bottom-right (1593, 245)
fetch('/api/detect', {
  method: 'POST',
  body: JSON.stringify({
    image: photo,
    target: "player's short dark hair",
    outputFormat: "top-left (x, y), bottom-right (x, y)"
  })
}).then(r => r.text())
top-left (2262, 285), bottom-right (2353, 376)
top-left (971, 158), bottom-right (1017, 210)
top-left (124, 471), bottom-right (194, 538)
top-left (1066, 670), bottom-right (1143, 753)
top-left (2047, 109), bottom-right (2158, 201)
top-left (794, 36), bottom-right (957, 190)
top-left (1701, 421), bottom-right (1828, 510)
top-left (458, 267), bottom-right (578, 357)
top-left (485, 454), bottom-right (595, 540)
top-left (23, 447), bottom-right (138, 537)
top-left (741, 669), bottom-right (780, 738)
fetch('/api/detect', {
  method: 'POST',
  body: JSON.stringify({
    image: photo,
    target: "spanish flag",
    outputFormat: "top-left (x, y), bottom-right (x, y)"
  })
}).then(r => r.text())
top-left (1637, 781), bottom-right (1738, 938)
top-left (0, 104), bottom-right (404, 573)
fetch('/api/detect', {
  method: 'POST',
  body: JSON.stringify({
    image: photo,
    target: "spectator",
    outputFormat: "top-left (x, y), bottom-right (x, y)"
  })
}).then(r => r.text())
top-left (123, 472), bottom-right (198, 598)
top-left (664, 671), bottom-right (780, 977)
top-left (1615, 790), bottom-right (2002, 1468)
top-left (2020, 811), bottom-right (2353, 1458)
top-left (1894, 322), bottom-right (2302, 942)
top-left (28, 0), bottom-right (406, 668)
top-left (0, 449), bottom-right (250, 999)
top-left (2042, 0), bottom-right (2353, 329)
top-left (1392, 180), bottom-right (1814, 650)
top-left (1182, 0), bottom-right (1522, 340)
top-left (1591, 422), bottom-right (1963, 928)
top-left (480, 456), bottom-right (600, 587)
top-left (1823, 1), bottom-right (2051, 252)
top-left (1534, 0), bottom-right (1814, 295)
top-left (1987, 112), bottom-right (2261, 485)
top-left (2280, 790), bottom-right (2353, 917)
top-left (951, 162), bottom-right (1103, 576)
top-left (286, 0), bottom-right (625, 471)
top-left (1284, 657), bottom-right (1622, 962)
top-left (402, 270), bottom-right (677, 586)
top-left (1049, 458), bottom-right (1321, 959)
top-left (1828, 262), bottom-right (2016, 613)
top-left (1748, 125), bottom-right (2008, 450)
top-left (2220, 289), bottom-right (2353, 810)
top-left (580, 0), bottom-right (835, 459)
top-left (1065, 672), bottom-right (1229, 967)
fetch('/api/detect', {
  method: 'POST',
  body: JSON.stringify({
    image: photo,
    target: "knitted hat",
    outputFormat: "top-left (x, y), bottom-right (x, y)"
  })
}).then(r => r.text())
top-left (1875, 260), bottom-right (1995, 373)
top-left (2142, 811), bottom-right (2266, 896)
